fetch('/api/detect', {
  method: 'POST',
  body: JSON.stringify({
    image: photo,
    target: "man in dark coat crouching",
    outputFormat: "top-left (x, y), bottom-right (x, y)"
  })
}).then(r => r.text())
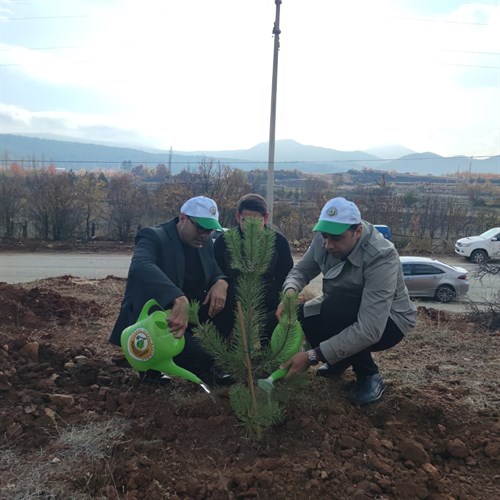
top-left (110, 196), bottom-right (230, 385)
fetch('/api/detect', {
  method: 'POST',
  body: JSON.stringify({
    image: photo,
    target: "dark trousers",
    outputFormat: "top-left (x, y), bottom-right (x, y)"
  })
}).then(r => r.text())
top-left (300, 291), bottom-right (404, 377)
top-left (211, 288), bottom-right (278, 344)
top-left (172, 303), bottom-right (214, 378)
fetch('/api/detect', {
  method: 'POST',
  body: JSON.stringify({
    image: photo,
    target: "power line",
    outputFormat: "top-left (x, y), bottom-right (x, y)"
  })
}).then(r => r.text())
top-left (5, 15), bottom-right (94, 21)
top-left (1, 44), bottom-right (498, 58)
top-left (1, 155), bottom-right (497, 165)
top-left (0, 45), bottom-right (83, 51)
top-left (438, 62), bottom-right (500, 70)
top-left (2, 58), bottom-right (498, 70)
top-left (0, 59), bottom-right (95, 67)
top-left (381, 14), bottom-right (490, 26)
top-left (5, 12), bottom-right (492, 27)
top-left (441, 49), bottom-right (500, 56)
top-left (1, 46), bottom-right (497, 70)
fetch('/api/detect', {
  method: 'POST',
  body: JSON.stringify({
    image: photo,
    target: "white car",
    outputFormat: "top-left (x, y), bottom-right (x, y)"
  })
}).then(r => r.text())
top-left (400, 256), bottom-right (469, 303)
top-left (455, 227), bottom-right (500, 264)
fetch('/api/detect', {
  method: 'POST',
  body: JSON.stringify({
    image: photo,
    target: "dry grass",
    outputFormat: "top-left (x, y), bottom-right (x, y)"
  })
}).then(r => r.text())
top-left (378, 311), bottom-right (500, 414)
top-left (0, 418), bottom-right (128, 500)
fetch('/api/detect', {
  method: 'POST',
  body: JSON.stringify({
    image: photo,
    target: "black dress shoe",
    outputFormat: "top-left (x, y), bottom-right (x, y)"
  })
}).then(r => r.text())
top-left (316, 359), bottom-right (351, 378)
top-left (138, 370), bottom-right (172, 386)
top-left (350, 373), bottom-right (385, 405)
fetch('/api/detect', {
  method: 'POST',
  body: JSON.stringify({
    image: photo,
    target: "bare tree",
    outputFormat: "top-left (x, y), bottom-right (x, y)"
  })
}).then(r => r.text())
top-left (466, 262), bottom-right (500, 332)
top-left (25, 169), bottom-right (82, 240)
top-left (74, 171), bottom-right (108, 240)
top-left (185, 160), bottom-right (250, 227)
top-left (106, 173), bottom-right (146, 241)
top-left (152, 182), bottom-right (194, 223)
top-left (0, 168), bottom-right (27, 238)
top-left (212, 168), bottom-right (250, 227)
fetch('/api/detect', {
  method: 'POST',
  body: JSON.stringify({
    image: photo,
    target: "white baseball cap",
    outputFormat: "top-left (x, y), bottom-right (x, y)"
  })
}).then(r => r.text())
top-left (313, 197), bottom-right (361, 235)
top-left (180, 196), bottom-right (223, 230)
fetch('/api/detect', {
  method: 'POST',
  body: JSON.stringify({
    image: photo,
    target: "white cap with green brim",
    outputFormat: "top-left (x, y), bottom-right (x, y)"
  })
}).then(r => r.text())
top-left (313, 197), bottom-right (361, 235)
top-left (181, 196), bottom-right (223, 230)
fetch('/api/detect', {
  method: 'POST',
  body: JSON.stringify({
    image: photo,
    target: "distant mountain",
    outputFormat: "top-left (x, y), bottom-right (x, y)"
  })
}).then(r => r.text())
top-left (363, 144), bottom-right (415, 160)
top-left (195, 139), bottom-right (379, 162)
top-left (0, 134), bottom-right (204, 173)
top-left (10, 132), bottom-right (163, 153)
top-left (381, 152), bottom-right (499, 176)
top-left (192, 139), bottom-right (382, 173)
top-left (0, 134), bottom-right (498, 175)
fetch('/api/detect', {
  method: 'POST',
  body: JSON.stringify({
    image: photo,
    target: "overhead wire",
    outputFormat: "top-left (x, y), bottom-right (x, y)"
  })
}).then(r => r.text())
top-left (0, 155), bottom-right (497, 166)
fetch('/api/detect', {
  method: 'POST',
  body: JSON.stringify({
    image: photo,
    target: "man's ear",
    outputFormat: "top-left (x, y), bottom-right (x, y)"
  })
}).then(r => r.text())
top-left (179, 213), bottom-right (189, 227)
top-left (263, 213), bottom-right (270, 225)
top-left (235, 212), bottom-right (242, 224)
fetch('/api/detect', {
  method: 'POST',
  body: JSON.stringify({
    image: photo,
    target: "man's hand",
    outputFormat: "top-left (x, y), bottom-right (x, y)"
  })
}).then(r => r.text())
top-left (167, 296), bottom-right (189, 338)
top-left (276, 288), bottom-right (297, 320)
top-left (280, 351), bottom-right (309, 378)
top-left (203, 279), bottom-right (228, 317)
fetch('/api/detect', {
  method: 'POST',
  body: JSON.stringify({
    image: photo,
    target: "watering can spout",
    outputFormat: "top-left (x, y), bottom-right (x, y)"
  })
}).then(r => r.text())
top-left (257, 315), bottom-right (304, 391)
top-left (120, 299), bottom-right (205, 387)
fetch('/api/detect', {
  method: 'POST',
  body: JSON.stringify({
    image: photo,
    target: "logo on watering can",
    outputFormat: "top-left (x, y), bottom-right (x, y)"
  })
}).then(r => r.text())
top-left (127, 327), bottom-right (155, 361)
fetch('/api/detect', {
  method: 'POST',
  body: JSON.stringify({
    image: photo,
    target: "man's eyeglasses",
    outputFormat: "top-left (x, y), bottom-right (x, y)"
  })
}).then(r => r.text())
top-left (187, 216), bottom-right (214, 235)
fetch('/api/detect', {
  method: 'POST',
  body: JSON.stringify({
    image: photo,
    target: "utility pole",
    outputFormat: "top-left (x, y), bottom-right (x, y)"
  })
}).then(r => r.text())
top-left (266, 0), bottom-right (282, 224)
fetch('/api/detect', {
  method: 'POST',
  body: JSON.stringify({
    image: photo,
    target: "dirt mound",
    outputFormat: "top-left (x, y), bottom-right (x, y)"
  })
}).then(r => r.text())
top-left (0, 277), bottom-right (499, 499)
top-left (0, 281), bottom-right (102, 327)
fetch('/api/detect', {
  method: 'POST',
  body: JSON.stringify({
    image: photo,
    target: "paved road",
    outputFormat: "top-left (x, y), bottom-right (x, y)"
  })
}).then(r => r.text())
top-left (0, 252), bottom-right (497, 311)
top-left (0, 252), bottom-right (132, 283)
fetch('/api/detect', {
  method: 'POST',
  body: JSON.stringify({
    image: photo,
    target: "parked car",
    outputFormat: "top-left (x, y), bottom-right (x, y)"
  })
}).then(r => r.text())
top-left (400, 256), bottom-right (469, 303)
top-left (374, 224), bottom-right (392, 240)
top-left (454, 227), bottom-right (500, 264)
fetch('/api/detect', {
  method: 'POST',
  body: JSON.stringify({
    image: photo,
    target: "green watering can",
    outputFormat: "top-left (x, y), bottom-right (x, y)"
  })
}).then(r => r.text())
top-left (257, 316), bottom-right (304, 392)
top-left (121, 299), bottom-right (210, 393)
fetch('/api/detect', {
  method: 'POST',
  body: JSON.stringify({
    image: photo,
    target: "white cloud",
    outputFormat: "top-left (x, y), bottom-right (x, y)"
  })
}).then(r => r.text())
top-left (0, 0), bottom-right (498, 156)
top-left (0, 103), bottom-right (151, 146)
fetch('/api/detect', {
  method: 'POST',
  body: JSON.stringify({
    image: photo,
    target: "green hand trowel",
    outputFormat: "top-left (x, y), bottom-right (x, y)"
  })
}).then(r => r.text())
top-left (120, 299), bottom-right (211, 393)
top-left (257, 316), bottom-right (304, 392)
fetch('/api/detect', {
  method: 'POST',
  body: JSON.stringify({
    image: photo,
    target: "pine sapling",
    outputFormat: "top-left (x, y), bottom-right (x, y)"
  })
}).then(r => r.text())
top-left (195, 217), bottom-right (305, 438)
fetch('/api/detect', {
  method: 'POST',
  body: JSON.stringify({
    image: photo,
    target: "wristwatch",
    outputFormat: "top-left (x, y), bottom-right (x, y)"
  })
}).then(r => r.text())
top-left (307, 349), bottom-right (319, 366)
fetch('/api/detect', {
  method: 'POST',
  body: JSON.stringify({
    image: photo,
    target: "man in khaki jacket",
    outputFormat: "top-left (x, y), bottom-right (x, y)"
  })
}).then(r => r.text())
top-left (278, 197), bottom-right (417, 405)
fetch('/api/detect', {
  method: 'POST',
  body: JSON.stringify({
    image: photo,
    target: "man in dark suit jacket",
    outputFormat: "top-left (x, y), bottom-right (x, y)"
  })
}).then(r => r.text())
top-left (110, 196), bottom-right (229, 383)
top-left (212, 193), bottom-right (293, 341)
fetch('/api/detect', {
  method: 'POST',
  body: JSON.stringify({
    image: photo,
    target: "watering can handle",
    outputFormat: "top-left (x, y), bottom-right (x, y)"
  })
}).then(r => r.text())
top-left (137, 299), bottom-right (164, 321)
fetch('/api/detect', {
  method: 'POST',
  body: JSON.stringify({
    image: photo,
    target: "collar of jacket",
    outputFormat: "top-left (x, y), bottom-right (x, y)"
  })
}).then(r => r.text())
top-left (342, 221), bottom-right (370, 268)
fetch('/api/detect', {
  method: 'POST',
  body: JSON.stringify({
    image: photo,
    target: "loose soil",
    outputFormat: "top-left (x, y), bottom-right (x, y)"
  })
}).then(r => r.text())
top-left (0, 247), bottom-right (499, 499)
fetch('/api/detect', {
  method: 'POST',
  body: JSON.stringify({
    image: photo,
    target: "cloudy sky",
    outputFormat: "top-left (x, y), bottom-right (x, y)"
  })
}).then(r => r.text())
top-left (1, 0), bottom-right (499, 158)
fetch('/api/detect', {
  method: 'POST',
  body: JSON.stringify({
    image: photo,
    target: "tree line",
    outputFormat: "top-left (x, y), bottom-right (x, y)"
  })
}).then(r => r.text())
top-left (0, 160), bottom-right (498, 253)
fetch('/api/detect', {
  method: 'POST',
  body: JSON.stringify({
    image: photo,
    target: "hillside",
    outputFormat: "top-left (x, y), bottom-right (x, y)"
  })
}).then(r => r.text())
top-left (0, 134), bottom-right (202, 174)
top-left (1, 134), bottom-right (498, 175)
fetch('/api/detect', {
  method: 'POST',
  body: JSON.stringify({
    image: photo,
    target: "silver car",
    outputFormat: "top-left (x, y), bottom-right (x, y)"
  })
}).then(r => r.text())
top-left (400, 256), bottom-right (469, 303)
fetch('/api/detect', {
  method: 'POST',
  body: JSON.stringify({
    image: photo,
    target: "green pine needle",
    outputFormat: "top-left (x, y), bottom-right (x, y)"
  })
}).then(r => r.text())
top-left (194, 216), bottom-right (305, 437)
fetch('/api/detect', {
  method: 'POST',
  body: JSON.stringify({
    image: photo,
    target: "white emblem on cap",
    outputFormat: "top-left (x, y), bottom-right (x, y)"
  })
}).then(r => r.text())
top-left (210, 206), bottom-right (216, 215)
top-left (327, 207), bottom-right (338, 217)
